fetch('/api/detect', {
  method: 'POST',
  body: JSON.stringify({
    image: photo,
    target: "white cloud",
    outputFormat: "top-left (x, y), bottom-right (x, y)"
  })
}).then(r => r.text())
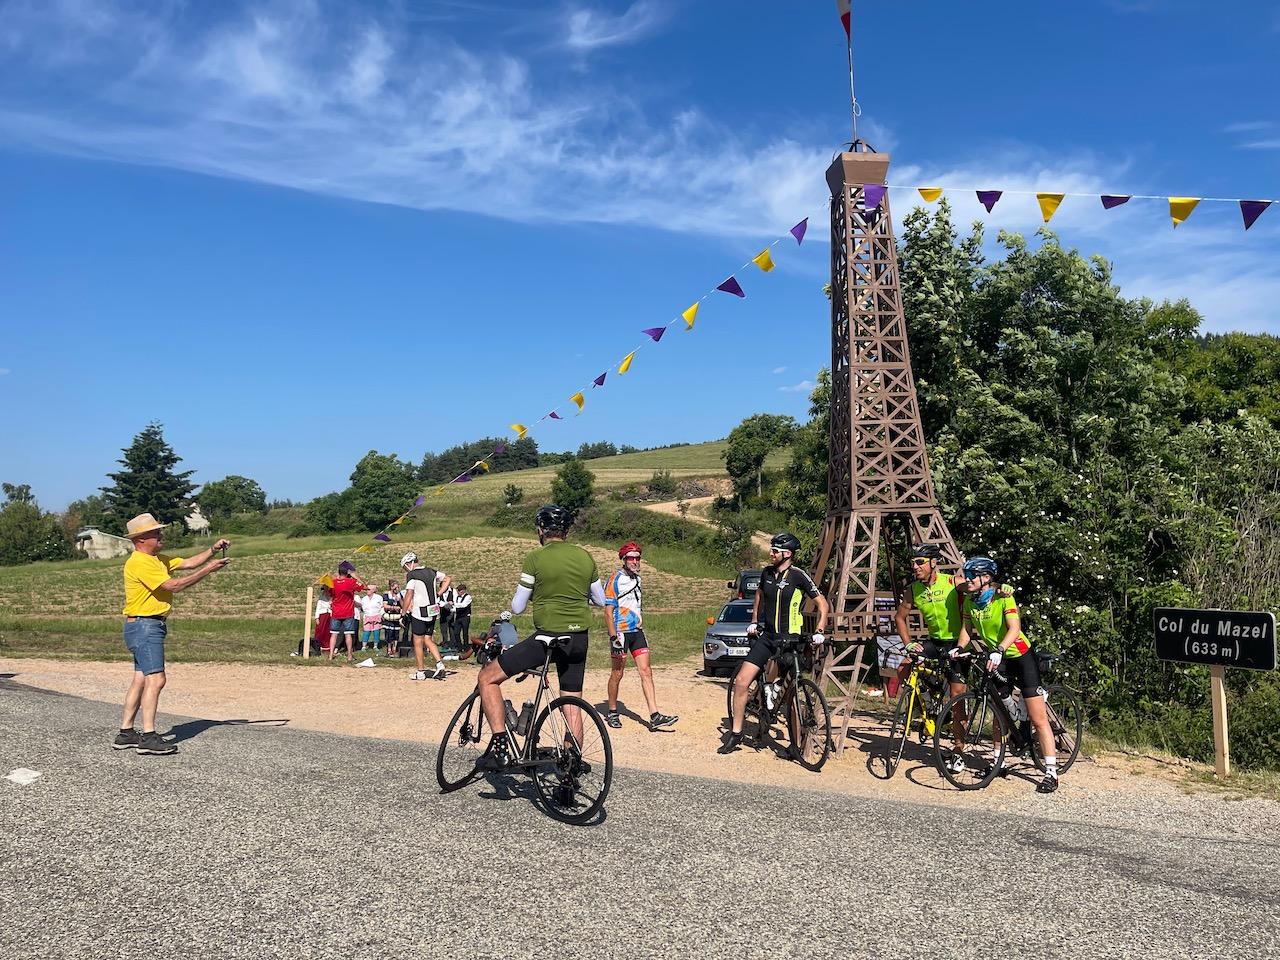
top-left (0, 368), bottom-right (10, 376)
top-left (1223, 121), bottom-right (1272, 134)
top-left (779, 380), bottom-right (814, 393)
top-left (1241, 139), bottom-right (1280, 150)
top-left (772, 366), bottom-right (787, 374)
top-left (563, 1), bottom-right (665, 52)
top-left (0, 0), bottom-right (828, 239)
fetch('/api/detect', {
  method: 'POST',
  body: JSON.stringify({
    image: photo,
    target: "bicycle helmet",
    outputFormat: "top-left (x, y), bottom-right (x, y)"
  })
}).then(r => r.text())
top-left (399, 552), bottom-right (418, 568)
top-left (911, 542), bottom-right (944, 561)
top-left (618, 540), bottom-right (642, 559)
top-left (770, 532), bottom-right (802, 554)
top-left (534, 504), bottom-right (573, 534)
top-left (499, 610), bottom-right (512, 622)
top-left (962, 556), bottom-right (998, 579)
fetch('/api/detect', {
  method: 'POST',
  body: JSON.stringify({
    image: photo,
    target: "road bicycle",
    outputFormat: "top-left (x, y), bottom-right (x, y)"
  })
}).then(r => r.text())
top-left (436, 634), bottom-right (614, 824)
top-left (870, 650), bottom-right (956, 780)
top-left (725, 640), bottom-right (832, 771)
top-left (933, 651), bottom-right (1084, 790)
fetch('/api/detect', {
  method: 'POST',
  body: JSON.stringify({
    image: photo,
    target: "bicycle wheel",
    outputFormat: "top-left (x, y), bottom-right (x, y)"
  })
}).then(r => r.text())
top-left (529, 695), bottom-right (613, 825)
top-left (872, 682), bottom-right (915, 779)
top-left (933, 691), bottom-right (1007, 790)
top-left (1030, 684), bottom-right (1084, 774)
top-left (436, 690), bottom-right (488, 793)
top-left (725, 667), bottom-right (763, 740)
top-left (788, 677), bottom-right (832, 772)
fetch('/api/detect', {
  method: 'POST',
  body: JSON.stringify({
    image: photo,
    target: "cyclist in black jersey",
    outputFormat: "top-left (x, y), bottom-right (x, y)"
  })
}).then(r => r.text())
top-left (720, 532), bottom-right (829, 754)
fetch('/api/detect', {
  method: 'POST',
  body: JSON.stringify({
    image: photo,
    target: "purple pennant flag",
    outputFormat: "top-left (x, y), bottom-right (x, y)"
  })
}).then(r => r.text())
top-left (976, 190), bottom-right (1002, 213)
top-left (548, 411), bottom-right (563, 419)
top-left (862, 183), bottom-right (886, 212)
top-left (1100, 195), bottom-right (1131, 210)
top-left (414, 495), bottom-right (426, 507)
top-left (373, 533), bottom-right (391, 542)
top-left (494, 442), bottom-right (507, 455)
top-left (1240, 200), bottom-right (1272, 231)
top-left (790, 218), bottom-right (808, 245)
top-left (642, 326), bottom-right (666, 342)
top-left (716, 276), bottom-right (745, 298)
top-left (455, 474), bottom-right (471, 483)
top-left (592, 372), bottom-right (607, 388)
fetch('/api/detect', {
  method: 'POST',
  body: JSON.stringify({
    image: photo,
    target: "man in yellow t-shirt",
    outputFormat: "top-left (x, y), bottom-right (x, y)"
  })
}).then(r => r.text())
top-left (115, 513), bottom-right (231, 756)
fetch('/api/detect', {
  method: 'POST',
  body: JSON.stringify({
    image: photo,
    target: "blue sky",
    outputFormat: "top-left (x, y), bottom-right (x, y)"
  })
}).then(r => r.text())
top-left (2, 0), bottom-right (1277, 511)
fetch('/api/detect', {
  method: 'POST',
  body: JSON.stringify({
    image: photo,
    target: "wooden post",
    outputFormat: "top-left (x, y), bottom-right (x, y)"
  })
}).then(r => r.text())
top-left (1209, 664), bottom-right (1230, 778)
top-left (302, 585), bottom-right (314, 660)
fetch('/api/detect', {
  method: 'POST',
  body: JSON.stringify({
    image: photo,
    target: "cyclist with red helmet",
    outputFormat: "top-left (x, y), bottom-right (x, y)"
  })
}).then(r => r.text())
top-left (604, 541), bottom-right (678, 731)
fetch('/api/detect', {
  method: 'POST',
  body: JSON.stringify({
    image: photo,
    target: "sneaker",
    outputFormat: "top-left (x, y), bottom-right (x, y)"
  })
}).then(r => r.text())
top-left (718, 732), bottom-right (743, 755)
top-left (135, 731), bottom-right (177, 756)
top-left (411, 670), bottom-right (428, 681)
top-left (947, 753), bottom-right (966, 775)
top-left (432, 665), bottom-right (446, 679)
top-left (1036, 773), bottom-right (1059, 794)
top-left (112, 728), bottom-right (141, 751)
top-left (649, 712), bottom-right (678, 731)
top-left (605, 712), bottom-right (622, 729)
top-left (476, 735), bottom-right (512, 772)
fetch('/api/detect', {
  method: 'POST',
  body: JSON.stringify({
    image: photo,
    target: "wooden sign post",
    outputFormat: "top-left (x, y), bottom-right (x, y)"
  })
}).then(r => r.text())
top-left (302, 585), bottom-right (314, 660)
top-left (1153, 607), bottom-right (1277, 778)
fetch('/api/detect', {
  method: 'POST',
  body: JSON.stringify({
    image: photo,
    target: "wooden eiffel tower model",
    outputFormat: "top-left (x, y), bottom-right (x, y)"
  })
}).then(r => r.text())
top-left (809, 145), bottom-right (962, 756)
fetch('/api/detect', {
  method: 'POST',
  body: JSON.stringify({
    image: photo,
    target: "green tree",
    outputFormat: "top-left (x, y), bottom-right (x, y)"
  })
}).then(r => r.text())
top-left (724, 413), bottom-right (795, 501)
top-left (503, 483), bottom-right (524, 505)
top-left (348, 451), bottom-right (419, 532)
top-left (64, 493), bottom-right (107, 529)
top-left (647, 469), bottom-right (678, 497)
top-left (101, 422), bottom-right (197, 533)
top-left (0, 485), bottom-right (72, 566)
top-left (198, 475), bottom-right (268, 521)
top-left (550, 458), bottom-right (595, 516)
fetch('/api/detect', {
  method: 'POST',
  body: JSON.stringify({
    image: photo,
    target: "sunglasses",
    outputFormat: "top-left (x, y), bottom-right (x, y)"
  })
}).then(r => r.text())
top-left (624, 554), bottom-right (641, 560)
top-left (910, 558), bottom-right (931, 566)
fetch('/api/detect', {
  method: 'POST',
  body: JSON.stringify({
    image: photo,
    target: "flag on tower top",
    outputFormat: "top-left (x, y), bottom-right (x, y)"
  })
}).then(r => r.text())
top-left (836, 0), bottom-right (851, 38)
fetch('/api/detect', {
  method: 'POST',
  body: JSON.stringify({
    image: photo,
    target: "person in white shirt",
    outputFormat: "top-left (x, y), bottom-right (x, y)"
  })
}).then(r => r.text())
top-left (361, 587), bottom-right (384, 652)
top-left (450, 584), bottom-right (473, 650)
top-left (401, 552), bottom-right (451, 680)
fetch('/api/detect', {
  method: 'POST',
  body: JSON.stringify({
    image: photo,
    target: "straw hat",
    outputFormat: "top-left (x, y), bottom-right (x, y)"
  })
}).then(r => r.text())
top-left (125, 513), bottom-right (165, 540)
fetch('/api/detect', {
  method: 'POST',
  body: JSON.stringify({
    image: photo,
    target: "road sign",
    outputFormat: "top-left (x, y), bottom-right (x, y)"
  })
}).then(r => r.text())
top-left (1153, 608), bottom-right (1276, 671)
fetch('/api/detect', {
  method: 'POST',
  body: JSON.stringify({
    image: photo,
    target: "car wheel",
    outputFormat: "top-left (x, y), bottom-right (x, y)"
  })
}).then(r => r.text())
top-left (703, 660), bottom-right (720, 677)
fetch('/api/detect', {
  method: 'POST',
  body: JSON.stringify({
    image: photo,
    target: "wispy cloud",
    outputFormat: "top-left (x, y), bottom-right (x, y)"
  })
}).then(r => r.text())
top-left (0, 0), bottom-right (825, 238)
top-left (1241, 139), bottom-right (1280, 150)
top-left (772, 366), bottom-right (787, 374)
top-left (779, 380), bottom-right (814, 393)
top-left (0, 368), bottom-right (11, 376)
top-left (1223, 121), bottom-right (1272, 134)
top-left (563, 2), bottom-right (666, 52)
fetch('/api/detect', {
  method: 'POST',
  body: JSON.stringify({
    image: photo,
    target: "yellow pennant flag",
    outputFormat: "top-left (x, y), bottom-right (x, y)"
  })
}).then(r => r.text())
top-left (618, 351), bottom-right (636, 374)
top-left (1036, 193), bottom-right (1065, 223)
top-left (1169, 197), bottom-right (1200, 228)
top-left (681, 302), bottom-right (699, 330)
top-left (752, 249), bottom-right (775, 273)
top-left (318, 573), bottom-right (334, 588)
top-left (433, 488), bottom-right (444, 497)
top-left (570, 392), bottom-right (584, 413)
top-left (510, 423), bottom-right (527, 439)
top-left (918, 188), bottom-right (943, 203)
top-left (355, 544), bottom-right (374, 554)
top-left (390, 515), bottom-right (406, 526)
top-left (473, 460), bottom-right (490, 473)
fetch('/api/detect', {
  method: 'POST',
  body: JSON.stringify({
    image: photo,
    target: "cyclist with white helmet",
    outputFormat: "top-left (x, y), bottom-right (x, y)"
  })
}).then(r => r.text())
top-left (401, 551), bottom-right (451, 680)
top-left (954, 555), bottom-right (1060, 794)
top-left (720, 532), bottom-right (829, 755)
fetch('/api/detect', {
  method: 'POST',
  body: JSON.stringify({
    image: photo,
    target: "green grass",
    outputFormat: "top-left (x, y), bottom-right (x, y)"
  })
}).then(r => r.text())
top-left (0, 609), bottom-right (712, 670)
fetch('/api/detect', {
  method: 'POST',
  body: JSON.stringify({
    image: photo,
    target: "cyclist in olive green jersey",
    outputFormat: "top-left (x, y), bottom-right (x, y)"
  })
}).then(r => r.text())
top-left (893, 542), bottom-right (970, 772)
top-left (954, 555), bottom-right (1060, 795)
top-left (476, 504), bottom-right (606, 773)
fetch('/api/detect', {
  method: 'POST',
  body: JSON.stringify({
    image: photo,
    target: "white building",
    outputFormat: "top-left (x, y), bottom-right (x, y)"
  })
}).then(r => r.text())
top-left (74, 527), bottom-right (132, 560)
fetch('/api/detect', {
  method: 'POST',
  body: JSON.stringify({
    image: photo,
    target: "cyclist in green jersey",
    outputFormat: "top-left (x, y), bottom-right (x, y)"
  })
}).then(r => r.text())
top-left (476, 504), bottom-right (606, 773)
top-left (893, 542), bottom-right (971, 772)
top-left (953, 556), bottom-right (1060, 794)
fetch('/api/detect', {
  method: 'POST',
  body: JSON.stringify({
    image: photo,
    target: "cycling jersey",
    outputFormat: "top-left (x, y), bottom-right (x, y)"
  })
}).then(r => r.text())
top-left (756, 564), bottom-right (821, 636)
top-left (517, 540), bottom-right (599, 633)
top-left (604, 568), bottom-right (643, 633)
top-left (909, 573), bottom-right (962, 641)
top-left (963, 593), bottom-right (1031, 658)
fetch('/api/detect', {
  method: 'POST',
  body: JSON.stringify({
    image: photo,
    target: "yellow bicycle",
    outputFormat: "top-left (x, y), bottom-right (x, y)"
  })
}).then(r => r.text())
top-left (870, 652), bottom-right (952, 779)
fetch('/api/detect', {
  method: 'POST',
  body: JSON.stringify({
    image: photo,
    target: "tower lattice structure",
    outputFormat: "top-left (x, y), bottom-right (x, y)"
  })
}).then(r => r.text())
top-left (809, 146), bottom-right (962, 755)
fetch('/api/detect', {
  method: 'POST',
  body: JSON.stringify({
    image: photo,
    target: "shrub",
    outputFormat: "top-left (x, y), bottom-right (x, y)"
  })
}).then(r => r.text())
top-left (647, 469), bottom-right (678, 498)
top-left (550, 459), bottom-right (595, 516)
top-left (503, 483), bottom-right (524, 505)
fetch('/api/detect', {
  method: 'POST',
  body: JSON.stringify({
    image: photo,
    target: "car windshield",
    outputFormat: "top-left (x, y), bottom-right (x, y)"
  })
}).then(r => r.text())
top-left (717, 605), bottom-right (754, 623)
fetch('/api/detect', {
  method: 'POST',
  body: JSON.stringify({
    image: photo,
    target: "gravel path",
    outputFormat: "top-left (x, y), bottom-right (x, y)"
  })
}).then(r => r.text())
top-left (3, 678), bottom-right (1279, 959)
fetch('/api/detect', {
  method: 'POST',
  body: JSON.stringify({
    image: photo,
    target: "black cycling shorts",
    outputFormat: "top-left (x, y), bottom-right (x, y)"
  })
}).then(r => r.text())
top-left (744, 631), bottom-right (802, 669)
top-left (497, 631), bottom-right (589, 693)
top-left (993, 651), bottom-right (1046, 700)
top-left (410, 616), bottom-right (437, 638)
top-left (919, 638), bottom-right (967, 684)
top-left (609, 629), bottom-right (650, 660)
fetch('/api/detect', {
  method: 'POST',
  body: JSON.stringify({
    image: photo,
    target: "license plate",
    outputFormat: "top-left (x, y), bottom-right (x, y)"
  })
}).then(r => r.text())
top-left (728, 648), bottom-right (749, 656)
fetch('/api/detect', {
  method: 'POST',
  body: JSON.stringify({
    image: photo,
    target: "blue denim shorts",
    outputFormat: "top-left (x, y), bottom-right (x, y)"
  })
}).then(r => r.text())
top-left (329, 616), bottom-right (358, 634)
top-left (124, 617), bottom-right (167, 675)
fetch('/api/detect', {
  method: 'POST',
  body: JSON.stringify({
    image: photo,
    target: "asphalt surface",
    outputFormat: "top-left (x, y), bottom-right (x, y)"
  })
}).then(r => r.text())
top-left (2, 677), bottom-right (1277, 960)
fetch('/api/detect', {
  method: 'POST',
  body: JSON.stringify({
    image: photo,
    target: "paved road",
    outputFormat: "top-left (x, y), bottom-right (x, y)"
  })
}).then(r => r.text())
top-left (2, 678), bottom-right (1277, 959)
